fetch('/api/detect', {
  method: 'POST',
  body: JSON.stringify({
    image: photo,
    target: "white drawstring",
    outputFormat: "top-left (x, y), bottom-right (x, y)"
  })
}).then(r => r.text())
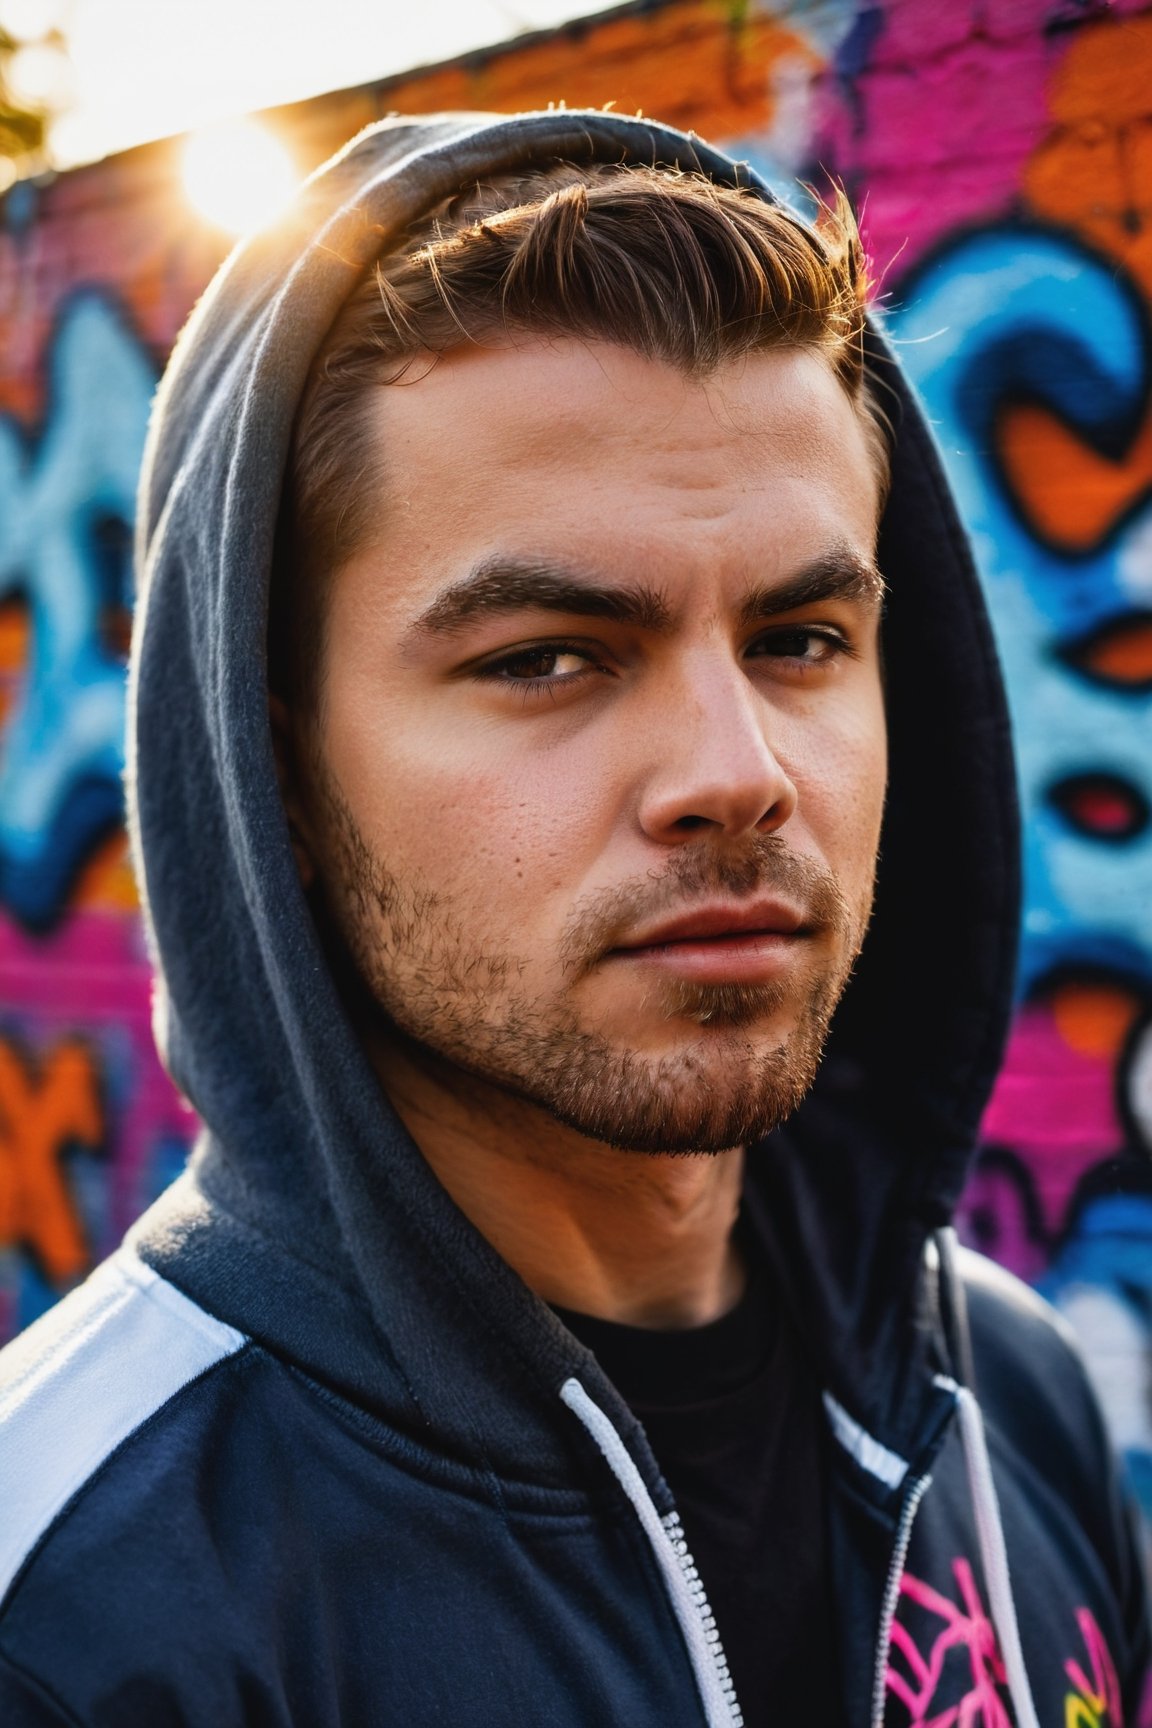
top-left (565, 1362), bottom-right (1039, 1728)
top-left (560, 1377), bottom-right (742, 1727)
top-left (950, 1382), bottom-right (1041, 1728)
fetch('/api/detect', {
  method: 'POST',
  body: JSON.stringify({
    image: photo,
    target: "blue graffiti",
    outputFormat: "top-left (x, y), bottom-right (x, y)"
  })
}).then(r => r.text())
top-left (888, 231), bottom-right (1152, 994)
top-left (0, 293), bottom-right (155, 931)
top-left (890, 232), bottom-right (1152, 1520)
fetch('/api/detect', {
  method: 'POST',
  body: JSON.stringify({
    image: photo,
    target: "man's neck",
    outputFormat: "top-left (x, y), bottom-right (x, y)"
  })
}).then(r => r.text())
top-left (371, 1036), bottom-right (746, 1330)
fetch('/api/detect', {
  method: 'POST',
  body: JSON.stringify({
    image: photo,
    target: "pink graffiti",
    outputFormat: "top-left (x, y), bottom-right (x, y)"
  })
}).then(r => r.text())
top-left (0, 910), bottom-right (191, 1222)
top-left (1066, 1608), bottom-right (1123, 1724)
top-left (979, 998), bottom-right (1126, 1241)
top-left (886, 1559), bottom-right (1010, 1727)
top-left (889, 1568), bottom-right (1126, 1728)
top-left (815, 0), bottom-right (1152, 278)
top-left (816, 3), bottom-right (1051, 274)
top-left (0, 907), bottom-right (196, 1341)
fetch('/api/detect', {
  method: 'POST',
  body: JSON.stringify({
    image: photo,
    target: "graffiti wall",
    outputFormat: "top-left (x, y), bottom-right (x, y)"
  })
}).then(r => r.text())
top-left (820, 0), bottom-right (1152, 1530)
top-left (1, 0), bottom-right (1149, 1521)
top-left (0, 282), bottom-right (198, 1334)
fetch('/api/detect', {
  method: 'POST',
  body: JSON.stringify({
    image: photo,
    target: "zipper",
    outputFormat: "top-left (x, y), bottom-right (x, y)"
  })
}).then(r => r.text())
top-left (661, 1508), bottom-right (743, 1727)
top-left (560, 1377), bottom-right (743, 1727)
top-left (870, 1472), bottom-right (932, 1728)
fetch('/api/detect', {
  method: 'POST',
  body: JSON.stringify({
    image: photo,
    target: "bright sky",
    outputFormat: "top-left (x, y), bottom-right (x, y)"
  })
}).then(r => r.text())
top-left (4, 0), bottom-right (616, 168)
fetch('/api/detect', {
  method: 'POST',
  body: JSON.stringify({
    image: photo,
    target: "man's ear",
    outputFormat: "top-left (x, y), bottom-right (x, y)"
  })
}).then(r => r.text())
top-left (268, 693), bottom-right (318, 891)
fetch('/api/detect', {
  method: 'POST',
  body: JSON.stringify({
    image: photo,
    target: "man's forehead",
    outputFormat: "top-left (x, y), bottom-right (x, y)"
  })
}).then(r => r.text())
top-left (339, 337), bottom-right (883, 626)
top-left (365, 337), bottom-right (877, 489)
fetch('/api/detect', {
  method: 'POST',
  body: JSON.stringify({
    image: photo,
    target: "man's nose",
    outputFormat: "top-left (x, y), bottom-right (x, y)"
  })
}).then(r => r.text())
top-left (636, 657), bottom-right (798, 844)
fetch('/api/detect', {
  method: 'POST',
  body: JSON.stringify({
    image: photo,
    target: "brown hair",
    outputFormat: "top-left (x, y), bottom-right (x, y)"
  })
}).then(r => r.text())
top-left (273, 162), bottom-right (888, 704)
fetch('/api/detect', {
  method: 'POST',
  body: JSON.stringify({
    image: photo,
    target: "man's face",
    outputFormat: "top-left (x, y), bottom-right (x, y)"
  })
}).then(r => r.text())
top-left (292, 338), bottom-right (887, 1152)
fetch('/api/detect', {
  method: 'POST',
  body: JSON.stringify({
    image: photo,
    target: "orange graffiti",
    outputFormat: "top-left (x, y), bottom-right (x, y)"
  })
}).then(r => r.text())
top-left (0, 1039), bottom-right (103, 1283)
top-left (1026, 15), bottom-right (1152, 293)
top-left (1051, 980), bottom-right (1144, 1061)
top-left (0, 597), bottom-right (28, 733)
top-left (71, 831), bottom-right (140, 915)
top-left (283, 0), bottom-right (818, 171)
top-left (1002, 16), bottom-right (1152, 549)
top-left (1063, 614), bottom-right (1152, 687)
top-left (998, 402), bottom-right (1152, 553)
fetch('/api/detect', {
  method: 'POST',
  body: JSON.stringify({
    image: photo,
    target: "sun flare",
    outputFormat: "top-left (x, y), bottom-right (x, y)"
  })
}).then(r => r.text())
top-left (182, 118), bottom-right (297, 236)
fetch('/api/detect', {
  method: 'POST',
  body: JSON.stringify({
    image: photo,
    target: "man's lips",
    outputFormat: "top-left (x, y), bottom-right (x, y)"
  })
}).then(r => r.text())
top-left (605, 899), bottom-right (813, 986)
top-left (613, 899), bottom-right (810, 950)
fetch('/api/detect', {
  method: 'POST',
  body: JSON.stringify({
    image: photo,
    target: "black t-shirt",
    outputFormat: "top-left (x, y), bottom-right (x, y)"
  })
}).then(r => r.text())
top-left (555, 1255), bottom-right (840, 1723)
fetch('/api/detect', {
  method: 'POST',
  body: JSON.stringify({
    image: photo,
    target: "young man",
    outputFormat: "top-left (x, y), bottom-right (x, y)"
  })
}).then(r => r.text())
top-left (0, 111), bottom-right (1147, 1725)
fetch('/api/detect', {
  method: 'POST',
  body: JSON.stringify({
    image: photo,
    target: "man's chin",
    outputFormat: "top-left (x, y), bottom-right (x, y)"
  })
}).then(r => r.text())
top-left (520, 1020), bottom-right (828, 1154)
top-left (545, 1070), bottom-right (813, 1154)
top-left (368, 963), bottom-right (841, 1154)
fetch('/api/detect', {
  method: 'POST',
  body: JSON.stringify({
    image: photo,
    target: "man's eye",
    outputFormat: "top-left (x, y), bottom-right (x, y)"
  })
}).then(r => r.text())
top-left (749, 627), bottom-right (849, 664)
top-left (480, 644), bottom-right (598, 684)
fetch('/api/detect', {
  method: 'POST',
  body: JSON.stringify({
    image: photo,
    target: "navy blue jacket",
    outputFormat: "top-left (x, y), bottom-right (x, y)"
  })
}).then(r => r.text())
top-left (0, 111), bottom-right (1148, 1726)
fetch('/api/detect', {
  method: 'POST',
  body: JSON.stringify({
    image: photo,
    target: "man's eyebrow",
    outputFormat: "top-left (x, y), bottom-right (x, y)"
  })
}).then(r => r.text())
top-left (408, 559), bottom-right (673, 638)
top-left (407, 548), bottom-right (883, 643)
top-left (738, 550), bottom-right (886, 626)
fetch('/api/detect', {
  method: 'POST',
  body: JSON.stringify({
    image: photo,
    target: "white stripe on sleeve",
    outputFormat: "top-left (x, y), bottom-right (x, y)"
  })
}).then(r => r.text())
top-left (0, 1248), bottom-right (247, 1598)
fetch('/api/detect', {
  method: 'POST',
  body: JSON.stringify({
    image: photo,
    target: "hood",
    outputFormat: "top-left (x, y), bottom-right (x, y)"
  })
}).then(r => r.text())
top-left (127, 110), bottom-right (1020, 1485)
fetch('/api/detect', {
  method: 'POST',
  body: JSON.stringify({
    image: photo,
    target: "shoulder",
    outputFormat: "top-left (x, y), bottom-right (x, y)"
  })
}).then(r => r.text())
top-left (957, 1246), bottom-right (1098, 1411)
top-left (954, 1246), bottom-right (1143, 1585)
top-left (0, 1251), bottom-right (367, 1725)
top-left (956, 1245), bottom-right (1109, 1467)
top-left (0, 1246), bottom-right (250, 1614)
top-left (958, 1244), bottom-right (1089, 1389)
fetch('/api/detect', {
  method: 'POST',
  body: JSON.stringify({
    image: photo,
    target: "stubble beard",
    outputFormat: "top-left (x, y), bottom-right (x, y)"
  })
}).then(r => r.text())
top-left (314, 779), bottom-right (872, 1154)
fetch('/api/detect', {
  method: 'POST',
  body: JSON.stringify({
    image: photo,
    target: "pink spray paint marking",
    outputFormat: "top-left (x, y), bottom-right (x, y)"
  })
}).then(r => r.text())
top-left (979, 998), bottom-right (1126, 1239)
top-left (1065, 1608), bottom-right (1124, 1724)
top-left (886, 1559), bottom-right (1011, 1727)
top-left (888, 1563), bottom-right (1125, 1727)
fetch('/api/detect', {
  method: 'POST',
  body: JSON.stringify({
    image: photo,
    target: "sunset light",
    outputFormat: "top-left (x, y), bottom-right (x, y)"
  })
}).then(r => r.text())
top-left (182, 118), bottom-right (297, 236)
top-left (43, 0), bottom-right (610, 171)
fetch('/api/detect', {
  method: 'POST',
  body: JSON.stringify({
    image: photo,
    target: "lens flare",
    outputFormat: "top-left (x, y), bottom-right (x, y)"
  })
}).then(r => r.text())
top-left (182, 118), bottom-right (296, 236)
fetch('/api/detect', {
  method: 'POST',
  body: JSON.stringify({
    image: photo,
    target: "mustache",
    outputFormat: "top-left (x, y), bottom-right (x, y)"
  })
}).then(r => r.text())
top-left (560, 835), bottom-right (854, 978)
